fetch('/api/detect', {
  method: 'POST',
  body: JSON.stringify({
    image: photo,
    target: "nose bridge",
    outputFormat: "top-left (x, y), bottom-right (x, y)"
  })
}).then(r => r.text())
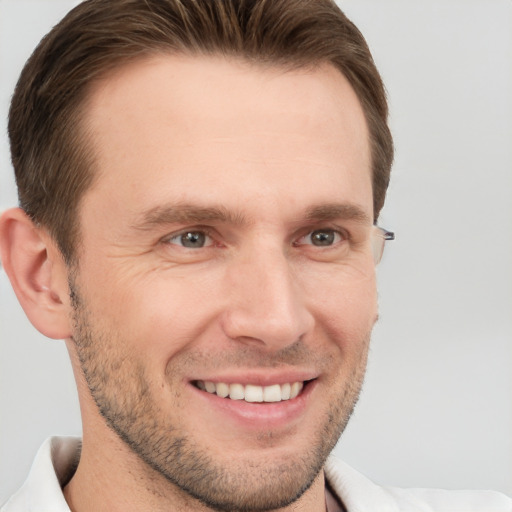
top-left (221, 242), bottom-right (313, 347)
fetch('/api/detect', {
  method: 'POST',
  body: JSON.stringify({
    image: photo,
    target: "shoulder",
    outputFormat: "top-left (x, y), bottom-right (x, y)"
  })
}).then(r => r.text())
top-left (325, 455), bottom-right (512, 512)
top-left (1, 437), bottom-right (80, 512)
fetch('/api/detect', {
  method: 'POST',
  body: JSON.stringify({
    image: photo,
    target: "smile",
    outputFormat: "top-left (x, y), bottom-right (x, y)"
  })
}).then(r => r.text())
top-left (194, 380), bottom-right (305, 403)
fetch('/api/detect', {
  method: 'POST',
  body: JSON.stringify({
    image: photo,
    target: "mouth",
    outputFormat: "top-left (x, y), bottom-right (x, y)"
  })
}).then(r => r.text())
top-left (193, 380), bottom-right (309, 403)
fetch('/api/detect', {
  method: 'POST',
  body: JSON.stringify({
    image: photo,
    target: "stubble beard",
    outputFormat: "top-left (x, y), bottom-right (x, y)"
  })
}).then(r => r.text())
top-left (69, 279), bottom-right (370, 512)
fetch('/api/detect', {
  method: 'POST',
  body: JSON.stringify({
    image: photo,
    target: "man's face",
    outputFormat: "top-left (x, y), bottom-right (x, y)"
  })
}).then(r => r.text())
top-left (70, 55), bottom-right (377, 511)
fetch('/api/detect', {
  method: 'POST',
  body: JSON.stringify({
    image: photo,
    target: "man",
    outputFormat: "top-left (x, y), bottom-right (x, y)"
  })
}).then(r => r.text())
top-left (0, 1), bottom-right (510, 511)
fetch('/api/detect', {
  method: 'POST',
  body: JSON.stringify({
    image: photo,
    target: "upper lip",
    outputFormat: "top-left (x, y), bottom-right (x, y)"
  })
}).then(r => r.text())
top-left (188, 369), bottom-right (318, 387)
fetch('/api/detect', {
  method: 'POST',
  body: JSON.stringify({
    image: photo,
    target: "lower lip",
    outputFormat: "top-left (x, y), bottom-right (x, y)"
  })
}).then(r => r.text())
top-left (189, 380), bottom-right (316, 430)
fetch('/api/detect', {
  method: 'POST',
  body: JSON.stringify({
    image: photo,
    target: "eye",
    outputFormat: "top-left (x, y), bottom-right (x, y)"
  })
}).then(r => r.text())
top-left (167, 230), bottom-right (214, 249)
top-left (297, 228), bottom-right (345, 247)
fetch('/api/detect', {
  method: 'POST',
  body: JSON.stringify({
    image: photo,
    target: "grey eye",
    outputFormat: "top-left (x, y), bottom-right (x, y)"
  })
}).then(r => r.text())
top-left (309, 229), bottom-right (339, 246)
top-left (170, 231), bottom-right (211, 248)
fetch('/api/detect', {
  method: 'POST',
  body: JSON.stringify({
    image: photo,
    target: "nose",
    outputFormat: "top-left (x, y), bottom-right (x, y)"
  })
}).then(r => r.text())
top-left (220, 246), bottom-right (315, 349)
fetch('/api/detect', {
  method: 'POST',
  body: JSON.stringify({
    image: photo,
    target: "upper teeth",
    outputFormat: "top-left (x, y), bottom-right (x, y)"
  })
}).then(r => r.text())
top-left (196, 381), bottom-right (304, 402)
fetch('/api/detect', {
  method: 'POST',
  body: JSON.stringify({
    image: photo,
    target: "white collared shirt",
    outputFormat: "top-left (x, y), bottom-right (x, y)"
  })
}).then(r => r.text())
top-left (2, 437), bottom-right (511, 512)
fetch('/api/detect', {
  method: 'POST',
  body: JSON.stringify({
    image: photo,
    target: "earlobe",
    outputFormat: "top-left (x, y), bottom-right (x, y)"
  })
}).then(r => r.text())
top-left (0, 207), bottom-right (72, 340)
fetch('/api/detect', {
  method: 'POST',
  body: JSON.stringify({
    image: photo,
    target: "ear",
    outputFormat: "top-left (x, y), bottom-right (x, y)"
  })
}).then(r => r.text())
top-left (0, 207), bottom-right (72, 339)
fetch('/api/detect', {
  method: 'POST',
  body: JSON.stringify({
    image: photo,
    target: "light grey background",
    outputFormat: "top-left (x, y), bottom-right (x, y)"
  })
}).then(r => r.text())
top-left (1, 0), bottom-right (511, 503)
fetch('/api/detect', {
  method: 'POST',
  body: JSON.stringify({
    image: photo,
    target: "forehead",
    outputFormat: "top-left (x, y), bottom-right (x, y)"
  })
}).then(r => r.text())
top-left (81, 54), bottom-right (372, 225)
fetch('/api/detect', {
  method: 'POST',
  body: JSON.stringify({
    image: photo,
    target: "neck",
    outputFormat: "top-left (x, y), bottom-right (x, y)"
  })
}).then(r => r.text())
top-left (63, 429), bottom-right (328, 512)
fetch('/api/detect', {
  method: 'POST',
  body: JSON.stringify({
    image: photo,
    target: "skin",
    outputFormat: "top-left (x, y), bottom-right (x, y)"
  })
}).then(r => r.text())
top-left (0, 55), bottom-right (378, 512)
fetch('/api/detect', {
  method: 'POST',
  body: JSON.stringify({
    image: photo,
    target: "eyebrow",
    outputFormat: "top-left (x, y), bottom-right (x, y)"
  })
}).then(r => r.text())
top-left (131, 201), bottom-right (371, 231)
top-left (304, 203), bottom-right (371, 225)
top-left (132, 204), bottom-right (247, 231)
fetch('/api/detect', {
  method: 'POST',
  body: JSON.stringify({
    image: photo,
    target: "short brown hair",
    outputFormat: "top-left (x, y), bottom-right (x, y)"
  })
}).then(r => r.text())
top-left (9, 0), bottom-right (393, 263)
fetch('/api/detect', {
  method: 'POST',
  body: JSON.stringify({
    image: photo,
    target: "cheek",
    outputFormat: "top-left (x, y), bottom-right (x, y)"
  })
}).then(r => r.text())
top-left (88, 267), bottom-right (223, 361)
top-left (304, 268), bottom-right (378, 346)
